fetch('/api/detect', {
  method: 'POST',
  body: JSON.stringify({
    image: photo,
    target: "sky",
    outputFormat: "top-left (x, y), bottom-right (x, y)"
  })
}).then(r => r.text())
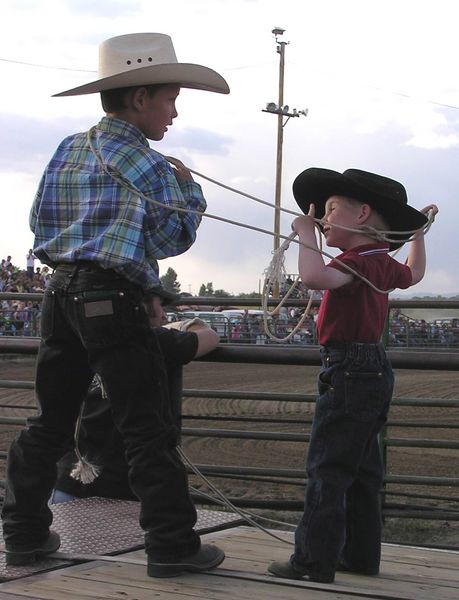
top-left (1, 0), bottom-right (458, 296)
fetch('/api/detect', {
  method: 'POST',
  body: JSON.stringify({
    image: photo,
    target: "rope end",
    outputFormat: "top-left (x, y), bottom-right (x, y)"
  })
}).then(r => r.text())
top-left (70, 457), bottom-right (101, 485)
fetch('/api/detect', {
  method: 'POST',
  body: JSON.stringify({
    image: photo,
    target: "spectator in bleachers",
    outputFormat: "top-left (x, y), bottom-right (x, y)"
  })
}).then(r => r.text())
top-left (26, 250), bottom-right (35, 278)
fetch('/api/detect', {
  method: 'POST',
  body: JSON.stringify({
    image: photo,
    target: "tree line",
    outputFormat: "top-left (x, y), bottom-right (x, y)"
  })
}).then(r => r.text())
top-left (159, 267), bottom-right (261, 299)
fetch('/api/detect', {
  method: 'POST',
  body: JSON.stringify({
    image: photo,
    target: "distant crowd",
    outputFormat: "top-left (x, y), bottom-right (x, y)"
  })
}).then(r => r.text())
top-left (0, 252), bottom-right (50, 336)
top-left (389, 309), bottom-right (459, 347)
top-left (213, 307), bottom-right (459, 348)
top-left (1, 252), bottom-right (51, 293)
top-left (1, 254), bottom-right (458, 347)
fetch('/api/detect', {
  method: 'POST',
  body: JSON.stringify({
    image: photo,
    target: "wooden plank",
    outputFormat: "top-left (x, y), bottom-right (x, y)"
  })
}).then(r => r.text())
top-left (202, 527), bottom-right (459, 600)
top-left (382, 543), bottom-right (459, 569)
top-left (0, 526), bottom-right (457, 600)
top-left (222, 528), bottom-right (459, 598)
top-left (0, 562), bottom-right (367, 600)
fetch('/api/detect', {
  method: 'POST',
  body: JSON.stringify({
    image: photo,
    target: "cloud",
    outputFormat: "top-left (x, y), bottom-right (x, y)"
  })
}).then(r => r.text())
top-left (61, 0), bottom-right (142, 17)
top-left (0, 113), bottom-right (93, 174)
top-left (1, 0), bottom-right (458, 295)
top-left (405, 108), bottom-right (459, 150)
top-left (0, 112), bottom-right (234, 176)
top-left (164, 126), bottom-right (233, 156)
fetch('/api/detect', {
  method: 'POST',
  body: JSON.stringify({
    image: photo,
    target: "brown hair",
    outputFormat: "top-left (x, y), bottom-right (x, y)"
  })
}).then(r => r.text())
top-left (100, 84), bottom-right (166, 112)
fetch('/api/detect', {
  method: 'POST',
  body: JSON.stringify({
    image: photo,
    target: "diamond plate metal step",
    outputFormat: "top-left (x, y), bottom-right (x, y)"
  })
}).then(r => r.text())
top-left (0, 497), bottom-right (244, 582)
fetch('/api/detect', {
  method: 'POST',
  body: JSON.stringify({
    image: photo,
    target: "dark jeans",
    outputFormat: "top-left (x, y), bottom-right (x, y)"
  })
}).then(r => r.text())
top-left (1, 263), bottom-right (199, 560)
top-left (293, 342), bottom-right (393, 577)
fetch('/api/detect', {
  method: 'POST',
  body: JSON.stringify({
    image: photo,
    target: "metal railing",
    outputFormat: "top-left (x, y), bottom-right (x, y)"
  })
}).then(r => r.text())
top-left (2, 293), bottom-right (459, 348)
top-left (0, 343), bottom-right (458, 522)
top-left (0, 295), bottom-right (458, 531)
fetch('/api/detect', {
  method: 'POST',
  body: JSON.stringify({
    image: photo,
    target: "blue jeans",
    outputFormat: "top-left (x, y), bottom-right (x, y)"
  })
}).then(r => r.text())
top-left (49, 489), bottom-right (75, 504)
top-left (1, 263), bottom-right (199, 561)
top-left (293, 342), bottom-right (393, 578)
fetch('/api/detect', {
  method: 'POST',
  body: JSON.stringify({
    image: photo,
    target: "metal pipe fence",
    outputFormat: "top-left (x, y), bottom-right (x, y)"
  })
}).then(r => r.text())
top-left (2, 293), bottom-right (459, 348)
top-left (0, 341), bottom-right (458, 525)
top-left (0, 294), bottom-right (458, 531)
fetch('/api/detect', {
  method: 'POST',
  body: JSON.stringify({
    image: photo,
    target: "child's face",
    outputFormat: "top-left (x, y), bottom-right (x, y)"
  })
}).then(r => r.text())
top-left (321, 195), bottom-right (363, 249)
top-left (143, 295), bottom-right (167, 328)
top-left (138, 84), bottom-right (180, 141)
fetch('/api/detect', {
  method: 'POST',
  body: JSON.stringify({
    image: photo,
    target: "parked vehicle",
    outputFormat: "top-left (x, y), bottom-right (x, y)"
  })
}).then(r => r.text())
top-left (176, 311), bottom-right (231, 340)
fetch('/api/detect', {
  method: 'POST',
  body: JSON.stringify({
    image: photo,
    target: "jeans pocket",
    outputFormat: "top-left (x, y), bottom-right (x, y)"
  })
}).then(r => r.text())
top-left (78, 290), bottom-right (146, 349)
top-left (344, 370), bottom-right (386, 422)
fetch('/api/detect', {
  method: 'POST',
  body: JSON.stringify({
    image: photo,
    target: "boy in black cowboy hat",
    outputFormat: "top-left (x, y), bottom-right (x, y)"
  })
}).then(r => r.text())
top-left (2, 33), bottom-right (228, 576)
top-left (269, 168), bottom-right (438, 583)
top-left (51, 307), bottom-right (219, 504)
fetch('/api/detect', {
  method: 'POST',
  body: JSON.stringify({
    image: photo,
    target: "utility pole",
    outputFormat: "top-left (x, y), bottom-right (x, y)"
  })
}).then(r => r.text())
top-left (274, 31), bottom-right (286, 261)
top-left (263, 28), bottom-right (307, 297)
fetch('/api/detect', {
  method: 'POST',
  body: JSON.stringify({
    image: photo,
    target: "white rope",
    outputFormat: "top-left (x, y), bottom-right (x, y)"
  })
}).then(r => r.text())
top-left (70, 375), bottom-right (107, 485)
top-left (70, 400), bottom-right (100, 485)
top-left (87, 127), bottom-right (301, 248)
top-left (261, 232), bottom-right (315, 343)
top-left (180, 161), bottom-right (436, 245)
top-left (177, 447), bottom-right (294, 546)
top-left (87, 126), bottom-right (433, 255)
top-left (87, 126), bottom-right (433, 342)
top-left (60, 133), bottom-right (437, 549)
top-left (190, 486), bottom-right (296, 531)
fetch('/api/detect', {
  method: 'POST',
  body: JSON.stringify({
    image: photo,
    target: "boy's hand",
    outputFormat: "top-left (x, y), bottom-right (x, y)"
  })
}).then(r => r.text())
top-left (292, 204), bottom-right (316, 235)
top-left (165, 156), bottom-right (194, 183)
top-left (420, 204), bottom-right (439, 220)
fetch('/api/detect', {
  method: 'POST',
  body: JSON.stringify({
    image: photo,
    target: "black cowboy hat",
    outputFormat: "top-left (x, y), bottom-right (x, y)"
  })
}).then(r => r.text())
top-left (148, 285), bottom-right (179, 307)
top-left (292, 168), bottom-right (428, 250)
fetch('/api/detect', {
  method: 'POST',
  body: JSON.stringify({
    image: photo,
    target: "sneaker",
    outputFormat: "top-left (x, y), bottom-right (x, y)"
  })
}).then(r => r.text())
top-left (147, 544), bottom-right (225, 578)
top-left (5, 530), bottom-right (61, 566)
top-left (268, 560), bottom-right (335, 583)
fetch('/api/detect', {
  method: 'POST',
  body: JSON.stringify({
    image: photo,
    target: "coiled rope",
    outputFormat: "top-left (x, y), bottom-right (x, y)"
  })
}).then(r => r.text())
top-left (88, 126), bottom-right (435, 344)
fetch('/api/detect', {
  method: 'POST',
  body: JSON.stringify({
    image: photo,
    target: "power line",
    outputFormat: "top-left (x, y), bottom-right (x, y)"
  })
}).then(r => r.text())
top-left (286, 59), bottom-right (459, 111)
top-left (0, 57), bottom-right (96, 73)
top-left (367, 84), bottom-right (459, 111)
top-left (1, 54), bottom-right (458, 111)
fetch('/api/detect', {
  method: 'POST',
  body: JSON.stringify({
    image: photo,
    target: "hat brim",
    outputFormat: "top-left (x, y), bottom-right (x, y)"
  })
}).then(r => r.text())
top-left (53, 62), bottom-right (229, 96)
top-left (147, 285), bottom-right (179, 306)
top-left (292, 168), bottom-right (427, 250)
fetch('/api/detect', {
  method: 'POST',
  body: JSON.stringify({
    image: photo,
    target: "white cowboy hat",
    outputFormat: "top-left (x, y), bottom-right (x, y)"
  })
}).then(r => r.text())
top-left (54, 32), bottom-right (230, 97)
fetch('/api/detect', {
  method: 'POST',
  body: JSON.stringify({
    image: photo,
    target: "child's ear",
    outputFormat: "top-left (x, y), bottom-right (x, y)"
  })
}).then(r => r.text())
top-left (130, 86), bottom-right (148, 111)
top-left (357, 203), bottom-right (372, 224)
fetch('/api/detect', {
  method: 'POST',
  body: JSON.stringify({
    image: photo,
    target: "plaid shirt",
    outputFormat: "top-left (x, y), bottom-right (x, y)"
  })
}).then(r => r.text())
top-left (30, 117), bottom-right (206, 291)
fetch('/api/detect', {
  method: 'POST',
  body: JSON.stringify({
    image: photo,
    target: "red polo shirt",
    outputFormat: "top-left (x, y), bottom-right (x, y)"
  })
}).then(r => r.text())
top-left (316, 244), bottom-right (412, 345)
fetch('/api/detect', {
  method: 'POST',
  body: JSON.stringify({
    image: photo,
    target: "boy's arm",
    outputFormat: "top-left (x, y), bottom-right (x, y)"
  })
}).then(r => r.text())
top-left (293, 204), bottom-right (353, 290)
top-left (405, 204), bottom-right (438, 286)
top-left (164, 318), bottom-right (219, 357)
top-left (142, 154), bottom-right (206, 260)
top-left (29, 174), bottom-right (46, 234)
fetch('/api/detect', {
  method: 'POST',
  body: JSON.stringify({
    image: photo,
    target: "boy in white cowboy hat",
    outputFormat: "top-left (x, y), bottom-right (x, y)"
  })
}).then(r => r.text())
top-left (268, 168), bottom-right (438, 583)
top-left (2, 33), bottom-right (228, 577)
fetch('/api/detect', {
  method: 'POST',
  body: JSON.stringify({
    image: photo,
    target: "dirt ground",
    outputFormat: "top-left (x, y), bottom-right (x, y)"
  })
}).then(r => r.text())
top-left (0, 356), bottom-right (458, 548)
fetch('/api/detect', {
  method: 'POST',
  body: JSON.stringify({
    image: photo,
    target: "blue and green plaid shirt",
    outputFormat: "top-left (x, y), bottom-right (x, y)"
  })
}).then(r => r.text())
top-left (30, 116), bottom-right (206, 291)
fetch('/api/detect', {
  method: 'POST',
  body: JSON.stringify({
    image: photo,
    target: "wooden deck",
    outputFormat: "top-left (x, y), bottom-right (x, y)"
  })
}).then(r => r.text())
top-left (0, 526), bottom-right (458, 600)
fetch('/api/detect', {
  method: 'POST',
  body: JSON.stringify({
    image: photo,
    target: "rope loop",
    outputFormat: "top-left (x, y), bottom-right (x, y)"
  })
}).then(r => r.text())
top-left (87, 126), bottom-right (436, 343)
